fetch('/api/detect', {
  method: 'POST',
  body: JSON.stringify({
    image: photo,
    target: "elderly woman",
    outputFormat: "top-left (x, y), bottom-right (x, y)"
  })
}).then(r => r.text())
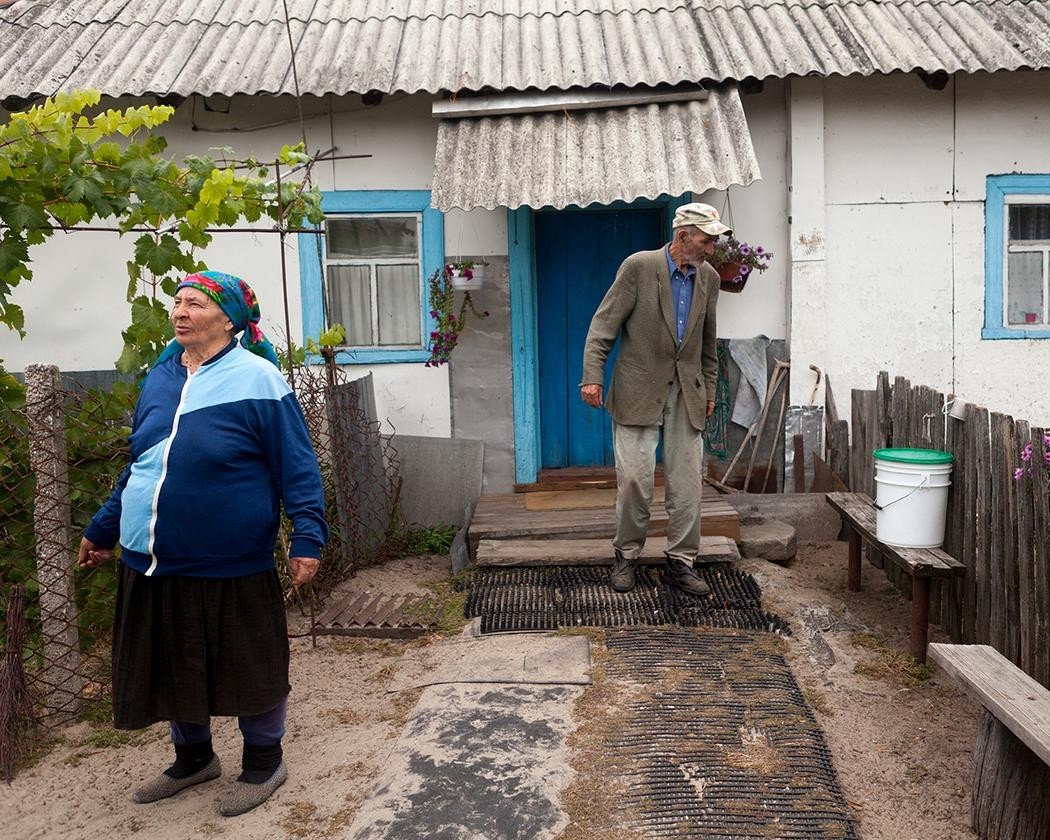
top-left (77, 270), bottom-right (328, 817)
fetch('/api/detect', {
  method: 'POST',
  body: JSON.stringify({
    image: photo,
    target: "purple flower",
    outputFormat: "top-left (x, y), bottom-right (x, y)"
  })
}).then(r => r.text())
top-left (739, 264), bottom-right (751, 275)
top-left (740, 244), bottom-right (751, 256)
top-left (1014, 467), bottom-right (1025, 480)
top-left (430, 310), bottom-right (439, 318)
top-left (755, 246), bottom-right (765, 255)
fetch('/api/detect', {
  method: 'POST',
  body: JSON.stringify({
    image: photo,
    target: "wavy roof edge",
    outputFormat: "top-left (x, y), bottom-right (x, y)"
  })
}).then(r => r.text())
top-left (6, 66), bottom-right (1042, 103)
top-left (1, 0), bottom-right (1042, 31)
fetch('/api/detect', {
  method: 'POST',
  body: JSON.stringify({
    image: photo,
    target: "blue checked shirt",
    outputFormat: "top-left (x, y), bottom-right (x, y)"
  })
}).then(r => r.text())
top-left (665, 246), bottom-right (696, 343)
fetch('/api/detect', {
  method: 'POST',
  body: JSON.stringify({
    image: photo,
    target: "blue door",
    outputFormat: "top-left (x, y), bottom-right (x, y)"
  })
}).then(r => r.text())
top-left (535, 207), bottom-right (664, 468)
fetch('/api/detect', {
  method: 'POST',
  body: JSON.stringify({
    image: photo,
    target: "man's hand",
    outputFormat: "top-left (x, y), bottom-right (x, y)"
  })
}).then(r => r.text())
top-left (580, 384), bottom-right (603, 408)
top-left (77, 537), bottom-right (112, 569)
top-left (289, 556), bottom-right (320, 586)
top-left (706, 400), bottom-right (715, 418)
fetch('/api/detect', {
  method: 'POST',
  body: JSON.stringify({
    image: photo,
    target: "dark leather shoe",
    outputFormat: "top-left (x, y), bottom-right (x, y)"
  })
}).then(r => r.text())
top-left (610, 549), bottom-right (636, 592)
top-left (662, 555), bottom-right (710, 596)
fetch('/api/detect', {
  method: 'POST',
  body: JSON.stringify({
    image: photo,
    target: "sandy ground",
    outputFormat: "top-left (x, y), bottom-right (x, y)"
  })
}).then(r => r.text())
top-left (1, 543), bottom-right (980, 839)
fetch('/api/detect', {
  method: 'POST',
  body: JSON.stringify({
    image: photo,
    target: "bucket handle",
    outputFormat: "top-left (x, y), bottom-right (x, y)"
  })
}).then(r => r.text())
top-left (872, 473), bottom-right (930, 511)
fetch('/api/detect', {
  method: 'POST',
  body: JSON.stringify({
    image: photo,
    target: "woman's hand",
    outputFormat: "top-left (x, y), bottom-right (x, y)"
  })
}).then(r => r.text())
top-left (289, 556), bottom-right (320, 586)
top-left (77, 537), bottom-right (113, 569)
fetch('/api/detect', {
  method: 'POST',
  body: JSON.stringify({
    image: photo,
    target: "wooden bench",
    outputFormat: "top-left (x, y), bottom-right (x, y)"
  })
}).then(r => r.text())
top-left (825, 492), bottom-right (965, 663)
top-left (928, 643), bottom-right (1050, 839)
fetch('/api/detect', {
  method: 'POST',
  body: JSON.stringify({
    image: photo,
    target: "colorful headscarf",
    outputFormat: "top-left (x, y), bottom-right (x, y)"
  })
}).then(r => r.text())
top-left (156, 270), bottom-right (280, 368)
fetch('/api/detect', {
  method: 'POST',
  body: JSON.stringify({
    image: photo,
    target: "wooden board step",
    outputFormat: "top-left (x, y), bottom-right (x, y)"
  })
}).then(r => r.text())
top-left (469, 496), bottom-right (740, 545)
top-left (516, 465), bottom-right (666, 493)
top-left (475, 535), bottom-right (740, 567)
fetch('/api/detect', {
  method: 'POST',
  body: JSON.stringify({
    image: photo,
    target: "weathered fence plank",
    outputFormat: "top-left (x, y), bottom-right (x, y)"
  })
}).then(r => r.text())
top-left (1031, 426), bottom-right (1049, 687)
top-left (943, 404), bottom-right (967, 640)
top-left (973, 407), bottom-right (992, 645)
top-left (990, 413), bottom-right (1016, 661)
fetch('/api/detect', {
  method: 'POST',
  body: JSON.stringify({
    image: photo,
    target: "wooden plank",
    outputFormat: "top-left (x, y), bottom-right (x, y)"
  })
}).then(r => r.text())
top-left (471, 502), bottom-right (741, 542)
top-left (928, 388), bottom-right (947, 626)
top-left (825, 493), bottom-right (961, 577)
top-left (877, 371), bottom-right (892, 450)
top-left (989, 413), bottom-right (1012, 660)
top-left (962, 402), bottom-right (978, 643)
top-left (829, 419), bottom-right (850, 489)
top-left (996, 414), bottom-right (1019, 664)
top-left (524, 485), bottom-right (686, 511)
top-left (943, 397), bottom-right (966, 641)
top-left (1031, 426), bottom-right (1049, 687)
top-left (891, 375), bottom-right (910, 447)
top-left (851, 388), bottom-right (877, 496)
top-left (1015, 419), bottom-right (1034, 677)
top-left (928, 643), bottom-right (1050, 767)
top-left (475, 535), bottom-right (740, 567)
top-left (974, 406), bottom-right (992, 645)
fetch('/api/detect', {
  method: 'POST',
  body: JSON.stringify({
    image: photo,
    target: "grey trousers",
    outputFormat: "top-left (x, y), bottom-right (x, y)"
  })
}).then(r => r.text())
top-left (613, 378), bottom-right (703, 564)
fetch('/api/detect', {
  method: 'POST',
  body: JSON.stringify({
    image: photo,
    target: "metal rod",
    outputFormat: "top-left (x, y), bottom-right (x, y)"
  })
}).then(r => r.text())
top-left (14, 224), bottom-right (324, 234)
top-left (275, 159), bottom-right (296, 394)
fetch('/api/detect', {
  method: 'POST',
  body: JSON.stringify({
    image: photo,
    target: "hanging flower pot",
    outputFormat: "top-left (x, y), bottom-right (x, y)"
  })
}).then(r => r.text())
top-left (708, 237), bottom-right (773, 294)
top-left (446, 261), bottom-right (485, 291)
top-left (716, 261), bottom-right (743, 282)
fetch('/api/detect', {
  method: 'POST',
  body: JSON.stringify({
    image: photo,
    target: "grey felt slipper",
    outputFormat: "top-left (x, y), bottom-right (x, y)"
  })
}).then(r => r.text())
top-left (217, 762), bottom-right (288, 817)
top-left (132, 754), bottom-right (222, 804)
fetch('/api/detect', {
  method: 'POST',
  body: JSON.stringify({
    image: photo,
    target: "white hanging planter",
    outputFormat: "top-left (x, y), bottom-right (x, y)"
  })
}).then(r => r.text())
top-left (449, 265), bottom-right (485, 291)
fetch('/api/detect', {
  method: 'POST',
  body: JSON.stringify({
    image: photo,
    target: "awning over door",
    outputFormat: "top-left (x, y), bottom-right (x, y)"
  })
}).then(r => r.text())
top-left (430, 85), bottom-right (760, 212)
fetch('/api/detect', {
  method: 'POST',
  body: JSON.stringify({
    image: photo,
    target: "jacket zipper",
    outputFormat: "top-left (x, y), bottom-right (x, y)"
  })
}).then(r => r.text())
top-left (144, 369), bottom-right (196, 576)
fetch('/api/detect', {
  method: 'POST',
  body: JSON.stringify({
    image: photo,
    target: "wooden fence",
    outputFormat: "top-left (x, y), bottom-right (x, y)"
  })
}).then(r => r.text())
top-left (850, 372), bottom-right (1049, 687)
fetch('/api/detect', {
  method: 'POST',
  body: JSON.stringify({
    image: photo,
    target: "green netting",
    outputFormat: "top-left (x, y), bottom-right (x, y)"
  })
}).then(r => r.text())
top-left (702, 341), bottom-right (731, 459)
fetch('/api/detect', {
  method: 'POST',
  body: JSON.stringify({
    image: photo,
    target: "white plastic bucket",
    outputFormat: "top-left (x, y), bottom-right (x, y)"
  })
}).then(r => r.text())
top-left (873, 448), bottom-right (954, 548)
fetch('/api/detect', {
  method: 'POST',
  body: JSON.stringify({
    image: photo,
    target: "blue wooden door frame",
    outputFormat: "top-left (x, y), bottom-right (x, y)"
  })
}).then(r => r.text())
top-left (507, 196), bottom-right (690, 485)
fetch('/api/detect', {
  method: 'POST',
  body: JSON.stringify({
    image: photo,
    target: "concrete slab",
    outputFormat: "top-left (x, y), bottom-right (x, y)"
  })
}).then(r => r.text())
top-left (388, 634), bottom-right (591, 692)
top-left (738, 517), bottom-right (798, 563)
top-left (345, 682), bottom-right (583, 840)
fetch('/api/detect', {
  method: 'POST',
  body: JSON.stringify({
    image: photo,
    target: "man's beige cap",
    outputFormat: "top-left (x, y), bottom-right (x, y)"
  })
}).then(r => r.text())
top-left (672, 202), bottom-right (732, 236)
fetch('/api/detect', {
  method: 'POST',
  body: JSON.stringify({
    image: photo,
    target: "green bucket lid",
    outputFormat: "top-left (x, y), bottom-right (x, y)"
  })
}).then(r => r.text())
top-left (873, 447), bottom-right (954, 465)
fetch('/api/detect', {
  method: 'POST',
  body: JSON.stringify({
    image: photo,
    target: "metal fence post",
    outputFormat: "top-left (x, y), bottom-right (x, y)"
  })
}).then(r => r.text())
top-left (25, 364), bottom-right (83, 722)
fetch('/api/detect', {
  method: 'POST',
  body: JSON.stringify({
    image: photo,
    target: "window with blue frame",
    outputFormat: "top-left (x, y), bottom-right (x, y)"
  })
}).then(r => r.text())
top-left (984, 175), bottom-right (1050, 340)
top-left (298, 190), bottom-right (444, 363)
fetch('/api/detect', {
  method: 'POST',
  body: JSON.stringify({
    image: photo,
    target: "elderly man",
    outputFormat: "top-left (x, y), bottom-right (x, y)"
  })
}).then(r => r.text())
top-left (580, 202), bottom-right (726, 595)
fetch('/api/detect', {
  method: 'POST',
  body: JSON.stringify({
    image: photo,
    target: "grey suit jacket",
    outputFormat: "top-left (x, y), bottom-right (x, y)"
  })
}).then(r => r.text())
top-left (580, 246), bottom-right (719, 431)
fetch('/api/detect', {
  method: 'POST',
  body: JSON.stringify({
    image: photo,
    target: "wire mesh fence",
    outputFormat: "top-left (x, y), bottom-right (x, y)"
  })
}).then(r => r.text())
top-left (0, 360), bottom-right (405, 777)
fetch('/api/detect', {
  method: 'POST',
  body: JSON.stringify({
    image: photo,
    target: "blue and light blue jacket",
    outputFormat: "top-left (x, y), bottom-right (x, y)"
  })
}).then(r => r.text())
top-left (85, 342), bottom-right (328, 578)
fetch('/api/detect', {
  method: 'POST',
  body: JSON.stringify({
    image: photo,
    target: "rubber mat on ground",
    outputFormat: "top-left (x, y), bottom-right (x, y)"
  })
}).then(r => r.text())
top-left (605, 627), bottom-right (859, 839)
top-left (463, 565), bottom-right (790, 635)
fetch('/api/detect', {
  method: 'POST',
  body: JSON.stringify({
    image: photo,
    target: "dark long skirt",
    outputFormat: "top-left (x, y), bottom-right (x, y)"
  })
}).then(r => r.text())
top-left (111, 563), bottom-right (290, 730)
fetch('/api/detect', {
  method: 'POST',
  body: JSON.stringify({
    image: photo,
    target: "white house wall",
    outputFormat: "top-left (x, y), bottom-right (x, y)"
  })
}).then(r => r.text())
top-left (700, 80), bottom-right (790, 341)
top-left (1, 92), bottom-right (502, 438)
top-left (799, 70), bottom-right (1050, 426)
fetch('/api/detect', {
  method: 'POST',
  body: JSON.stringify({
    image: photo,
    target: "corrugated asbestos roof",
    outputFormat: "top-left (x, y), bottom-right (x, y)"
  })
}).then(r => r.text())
top-left (431, 86), bottom-right (760, 211)
top-left (1, 0), bottom-right (1048, 98)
